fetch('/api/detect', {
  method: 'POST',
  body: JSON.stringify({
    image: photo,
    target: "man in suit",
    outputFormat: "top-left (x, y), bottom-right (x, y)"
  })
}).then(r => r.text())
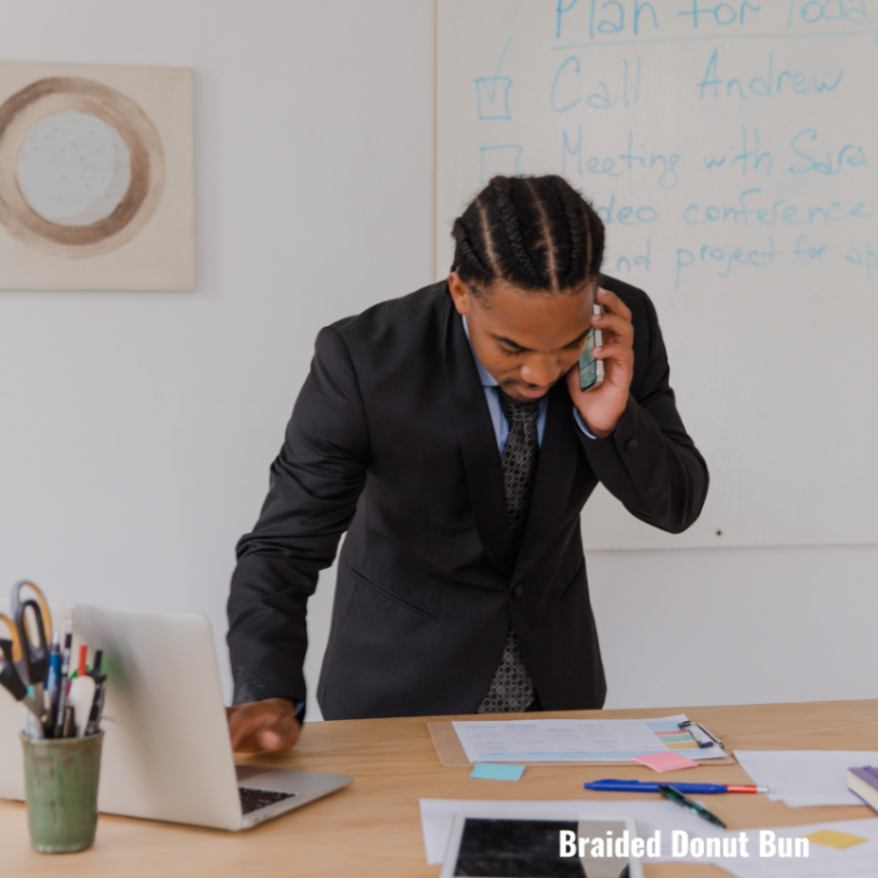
top-left (226, 174), bottom-right (708, 753)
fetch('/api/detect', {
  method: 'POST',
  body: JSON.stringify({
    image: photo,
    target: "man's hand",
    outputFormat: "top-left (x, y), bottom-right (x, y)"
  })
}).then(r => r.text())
top-left (226, 697), bottom-right (302, 754)
top-left (566, 287), bottom-right (634, 437)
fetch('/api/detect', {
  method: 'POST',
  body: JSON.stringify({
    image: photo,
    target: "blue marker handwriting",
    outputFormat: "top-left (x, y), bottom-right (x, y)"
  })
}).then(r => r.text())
top-left (562, 128), bottom-right (681, 188)
top-left (697, 49), bottom-right (845, 100)
top-left (678, 0), bottom-right (763, 29)
top-left (551, 54), bottom-right (642, 113)
top-left (553, 0), bottom-right (878, 47)
top-left (843, 241), bottom-right (877, 280)
top-left (609, 238), bottom-right (653, 273)
top-left (786, 0), bottom-right (878, 27)
top-left (788, 128), bottom-right (868, 175)
top-left (674, 236), bottom-right (781, 287)
top-left (478, 144), bottom-right (523, 184)
top-left (474, 39), bottom-right (513, 121)
top-left (595, 194), bottom-right (658, 225)
top-left (555, 0), bottom-right (660, 41)
top-left (683, 187), bottom-right (871, 225)
top-left (792, 234), bottom-right (830, 260)
top-left (703, 128), bottom-right (774, 176)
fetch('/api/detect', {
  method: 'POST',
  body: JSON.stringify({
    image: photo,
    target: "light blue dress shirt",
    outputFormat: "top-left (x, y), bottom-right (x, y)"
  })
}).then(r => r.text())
top-left (460, 315), bottom-right (596, 451)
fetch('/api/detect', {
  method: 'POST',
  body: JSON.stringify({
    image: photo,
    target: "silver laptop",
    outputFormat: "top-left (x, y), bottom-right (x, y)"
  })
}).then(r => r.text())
top-left (0, 604), bottom-right (351, 830)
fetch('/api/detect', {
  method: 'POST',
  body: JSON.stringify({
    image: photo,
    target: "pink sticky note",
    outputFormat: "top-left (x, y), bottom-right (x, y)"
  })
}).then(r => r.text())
top-left (633, 752), bottom-right (699, 773)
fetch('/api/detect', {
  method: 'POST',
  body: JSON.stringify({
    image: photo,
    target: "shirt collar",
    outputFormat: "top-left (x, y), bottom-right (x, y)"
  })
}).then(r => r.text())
top-left (461, 314), bottom-right (499, 388)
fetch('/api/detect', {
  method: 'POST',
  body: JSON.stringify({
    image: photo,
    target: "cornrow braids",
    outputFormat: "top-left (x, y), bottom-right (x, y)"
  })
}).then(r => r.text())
top-left (523, 177), bottom-right (561, 293)
top-left (551, 176), bottom-right (584, 290)
top-left (450, 215), bottom-right (493, 285)
top-left (450, 174), bottom-right (604, 295)
top-left (490, 176), bottom-right (543, 288)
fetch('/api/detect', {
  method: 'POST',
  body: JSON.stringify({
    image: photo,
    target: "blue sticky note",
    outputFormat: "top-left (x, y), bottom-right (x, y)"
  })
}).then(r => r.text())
top-left (470, 762), bottom-right (525, 782)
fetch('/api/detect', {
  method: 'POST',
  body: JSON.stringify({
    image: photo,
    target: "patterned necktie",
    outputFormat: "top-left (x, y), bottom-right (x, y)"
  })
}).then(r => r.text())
top-left (478, 389), bottom-right (539, 713)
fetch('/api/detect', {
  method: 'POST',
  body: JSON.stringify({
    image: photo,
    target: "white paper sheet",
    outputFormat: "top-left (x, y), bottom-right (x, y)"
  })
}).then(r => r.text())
top-left (451, 714), bottom-right (727, 763)
top-left (735, 751), bottom-right (878, 807)
top-left (418, 798), bottom-right (726, 865)
top-left (718, 819), bottom-right (878, 877)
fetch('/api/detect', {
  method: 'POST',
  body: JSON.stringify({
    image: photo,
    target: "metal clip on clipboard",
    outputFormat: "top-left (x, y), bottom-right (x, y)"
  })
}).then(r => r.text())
top-left (679, 720), bottom-right (724, 749)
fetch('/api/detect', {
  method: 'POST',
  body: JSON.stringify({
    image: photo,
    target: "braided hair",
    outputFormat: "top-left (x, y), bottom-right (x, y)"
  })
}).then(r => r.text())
top-left (450, 175), bottom-right (604, 293)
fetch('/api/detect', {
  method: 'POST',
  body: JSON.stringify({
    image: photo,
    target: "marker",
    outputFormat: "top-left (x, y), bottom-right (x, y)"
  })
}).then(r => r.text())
top-left (85, 649), bottom-right (106, 736)
top-left (585, 779), bottom-right (768, 795)
top-left (659, 784), bottom-right (727, 829)
top-left (75, 643), bottom-right (88, 679)
top-left (68, 676), bottom-right (96, 737)
top-left (61, 704), bottom-right (75, 738)
top-left (53, 632), bottom-right (73, 738)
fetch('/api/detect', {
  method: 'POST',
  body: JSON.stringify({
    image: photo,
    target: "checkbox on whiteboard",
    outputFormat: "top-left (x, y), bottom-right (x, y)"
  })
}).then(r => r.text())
top-left (479, 144), bottom-right (523, 183)
top-left (474, 75), bottom-right (512, 120)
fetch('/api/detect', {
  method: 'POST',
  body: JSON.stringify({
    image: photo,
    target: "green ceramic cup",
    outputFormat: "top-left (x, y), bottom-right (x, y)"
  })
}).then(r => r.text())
top-left (20, 730), bottom-right (104, 853)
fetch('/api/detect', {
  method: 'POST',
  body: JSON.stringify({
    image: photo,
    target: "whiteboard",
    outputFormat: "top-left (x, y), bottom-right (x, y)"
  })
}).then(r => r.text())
top-left (436, 0), bottom-right (878, 550)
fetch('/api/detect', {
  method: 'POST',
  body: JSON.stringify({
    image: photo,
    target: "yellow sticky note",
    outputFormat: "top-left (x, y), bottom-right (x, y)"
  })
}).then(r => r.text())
top-left (805, 829), bottom-right (868, 850)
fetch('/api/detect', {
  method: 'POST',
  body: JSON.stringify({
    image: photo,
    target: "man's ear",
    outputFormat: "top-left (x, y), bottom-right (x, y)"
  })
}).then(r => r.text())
top-left (447, 271), bottom-right (471, 316)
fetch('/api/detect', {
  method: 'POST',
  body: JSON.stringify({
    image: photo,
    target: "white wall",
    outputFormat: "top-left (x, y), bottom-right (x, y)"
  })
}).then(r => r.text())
top-left (0, 0), bottom-right (874, 720)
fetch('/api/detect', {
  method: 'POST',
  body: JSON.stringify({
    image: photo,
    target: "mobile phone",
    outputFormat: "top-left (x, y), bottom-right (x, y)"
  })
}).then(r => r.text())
top-left (578, 303), bottom-right (605, 392)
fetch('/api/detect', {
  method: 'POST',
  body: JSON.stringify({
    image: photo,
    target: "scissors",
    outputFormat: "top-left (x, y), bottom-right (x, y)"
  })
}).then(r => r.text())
top-left (9, 581), bottom-right (53, 724)
top-left (0, 611), bottom-right (22, 664)
top-left (10, 580), bottom-right (53, 645)
top-left (0, 615), bottom-right (44, 724)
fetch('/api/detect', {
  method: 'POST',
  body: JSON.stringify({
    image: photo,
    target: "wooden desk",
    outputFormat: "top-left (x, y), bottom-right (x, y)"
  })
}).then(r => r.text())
top-left (2, 699), bottom-right (876, 876)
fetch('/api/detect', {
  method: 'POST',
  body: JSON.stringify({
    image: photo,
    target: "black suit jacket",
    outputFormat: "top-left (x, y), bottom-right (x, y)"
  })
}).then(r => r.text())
top-left (227, 276), bottom-right (708, 719)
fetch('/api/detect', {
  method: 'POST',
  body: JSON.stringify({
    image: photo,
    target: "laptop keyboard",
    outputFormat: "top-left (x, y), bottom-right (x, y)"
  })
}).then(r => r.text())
top-left (239, 786), bottom-right (297, 814)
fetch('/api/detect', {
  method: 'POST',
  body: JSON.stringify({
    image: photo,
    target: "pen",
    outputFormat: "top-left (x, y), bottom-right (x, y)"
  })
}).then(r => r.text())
top-left (53, 631), bottom-right (73, 738)
top-left (44, 640), bottom-right (61, 733)
top-left (585, 779), bottom-right (768, 794)
top-left (659, 783), bottom-right (727, 829)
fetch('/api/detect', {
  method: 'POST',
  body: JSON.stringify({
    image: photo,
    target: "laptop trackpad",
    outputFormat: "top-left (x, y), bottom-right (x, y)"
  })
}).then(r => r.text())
top-left (235, 764), bottom-right (302, 794)
top-left (235, 765), bottom-right (272, 784)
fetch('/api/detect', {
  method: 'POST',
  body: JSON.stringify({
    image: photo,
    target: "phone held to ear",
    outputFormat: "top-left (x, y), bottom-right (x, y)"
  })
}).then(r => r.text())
top-left (578, 303), bottom-right (605, 392)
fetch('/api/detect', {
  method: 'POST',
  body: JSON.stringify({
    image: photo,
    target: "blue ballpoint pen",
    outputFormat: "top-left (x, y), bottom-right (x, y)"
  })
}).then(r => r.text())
top-left (585, 779), bottom-right (768, 794)
top-left (44, 640), bottom-right (62, 732)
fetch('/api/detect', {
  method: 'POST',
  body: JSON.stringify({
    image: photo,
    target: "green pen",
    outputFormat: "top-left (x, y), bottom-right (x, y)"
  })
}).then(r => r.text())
top-left (659, 783), bottom-right (728, 829)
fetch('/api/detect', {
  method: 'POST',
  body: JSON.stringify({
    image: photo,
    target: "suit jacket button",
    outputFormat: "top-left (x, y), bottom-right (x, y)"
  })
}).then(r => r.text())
top-left (511, 584), bottom-right (524, 598)
top-left (625, 438), bottom-right (639, 452)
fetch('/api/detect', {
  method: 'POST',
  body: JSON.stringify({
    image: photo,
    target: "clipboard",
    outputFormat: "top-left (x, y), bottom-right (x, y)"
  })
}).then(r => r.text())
top-left (428, 716), bottom-right (736, 768)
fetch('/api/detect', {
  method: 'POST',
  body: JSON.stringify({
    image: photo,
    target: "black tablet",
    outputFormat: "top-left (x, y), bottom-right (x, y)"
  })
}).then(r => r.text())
top-left (440, 814), bottom-right (644, 878)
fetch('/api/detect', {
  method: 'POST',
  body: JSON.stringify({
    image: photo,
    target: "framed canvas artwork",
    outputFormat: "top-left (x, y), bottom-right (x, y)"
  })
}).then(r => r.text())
top-left (0, 61), bottom-right (195, 290)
